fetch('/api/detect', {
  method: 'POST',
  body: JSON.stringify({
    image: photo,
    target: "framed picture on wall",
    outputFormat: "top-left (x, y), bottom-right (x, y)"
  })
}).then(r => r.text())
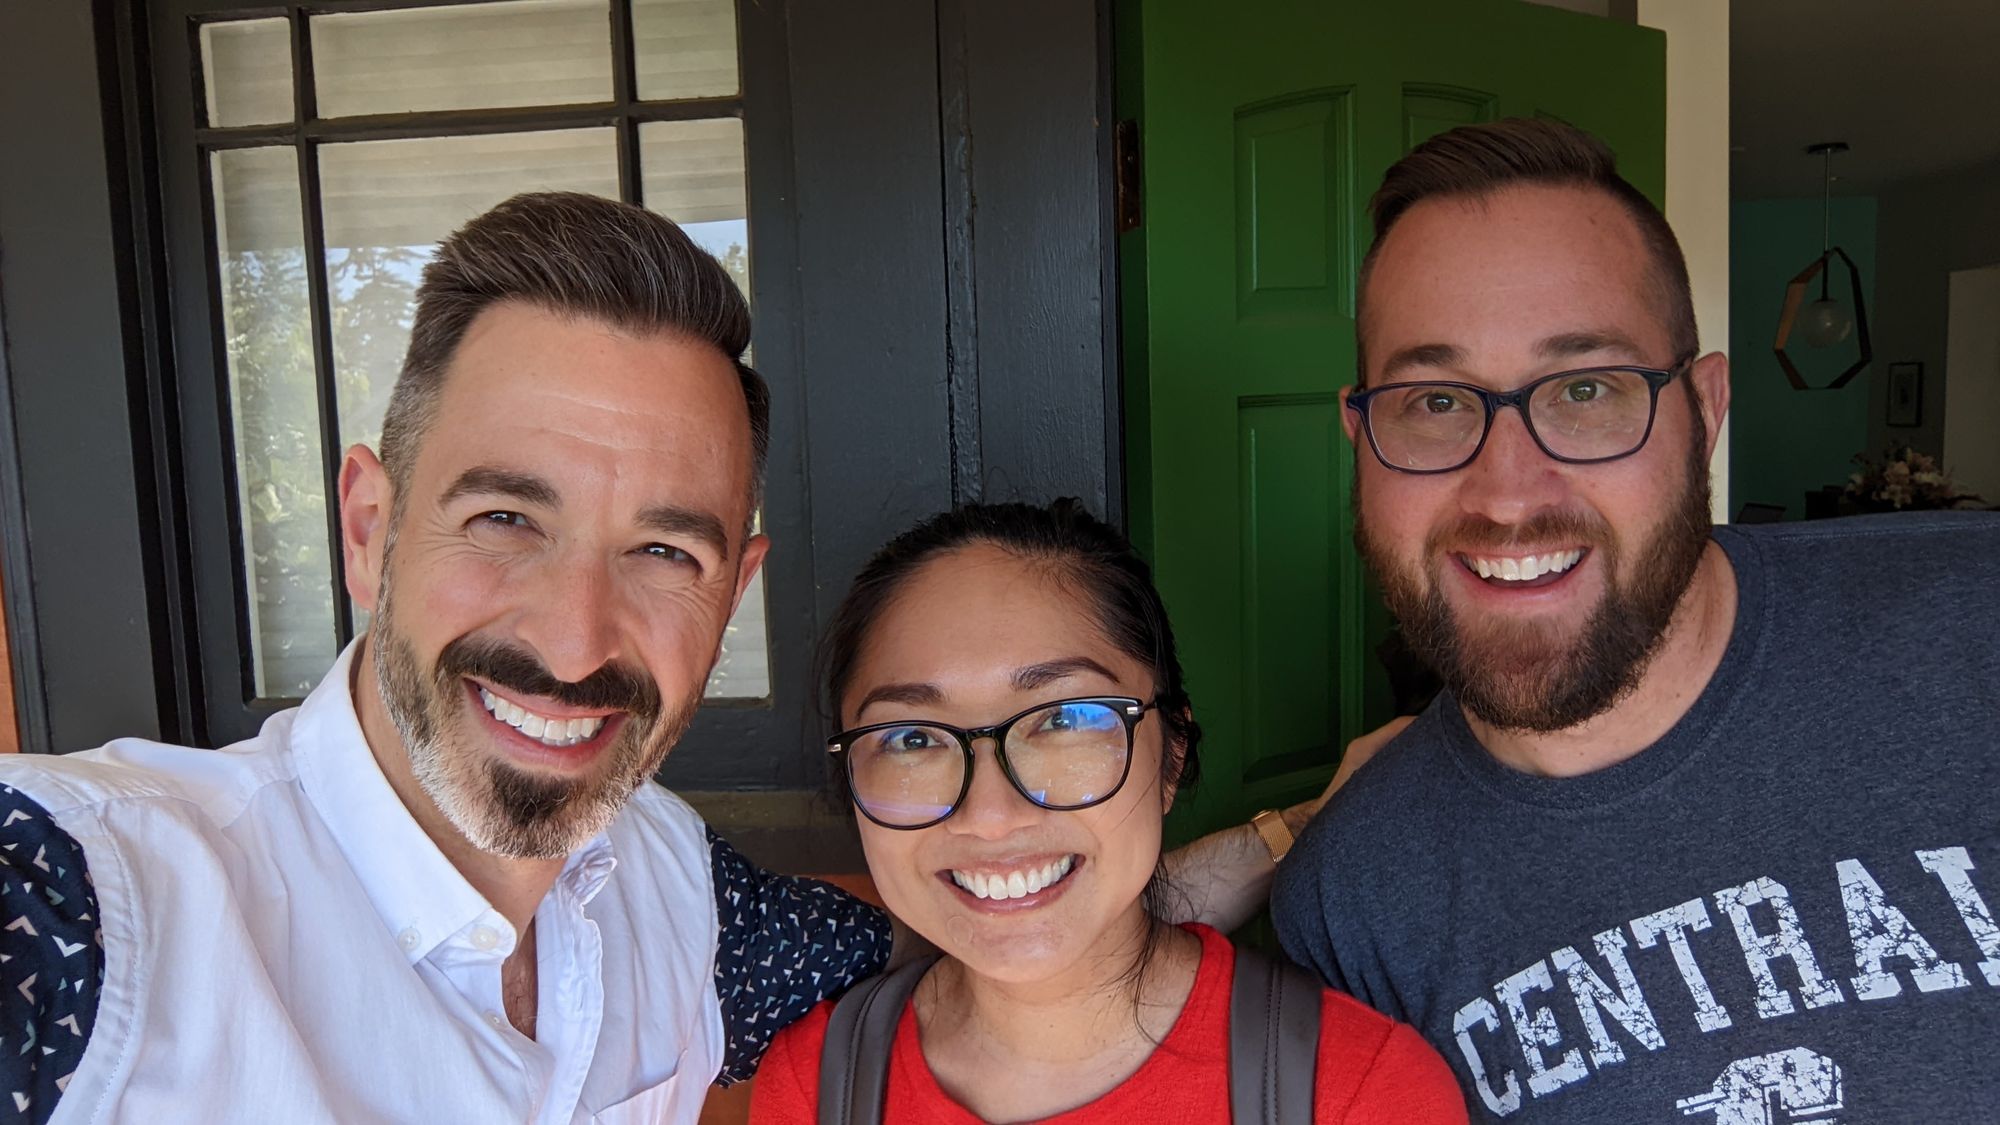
top-left (1887, 362), bottom-right (1923, 427)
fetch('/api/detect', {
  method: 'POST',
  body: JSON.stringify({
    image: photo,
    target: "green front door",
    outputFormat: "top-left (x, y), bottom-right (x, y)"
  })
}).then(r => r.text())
top-left (1120, 0), bottom-right (1666, 843)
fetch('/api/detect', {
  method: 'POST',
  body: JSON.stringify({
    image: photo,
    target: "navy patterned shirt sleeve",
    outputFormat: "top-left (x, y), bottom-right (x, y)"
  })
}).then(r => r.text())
top-left (707, 829), bottom-right (891, 1085)
top-left (0, 784), bottom-right (104, 1124)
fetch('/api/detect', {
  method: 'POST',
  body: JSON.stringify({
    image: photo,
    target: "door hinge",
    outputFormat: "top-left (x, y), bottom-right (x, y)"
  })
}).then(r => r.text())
top-left (1114, 119), bottom-right (1142, 233)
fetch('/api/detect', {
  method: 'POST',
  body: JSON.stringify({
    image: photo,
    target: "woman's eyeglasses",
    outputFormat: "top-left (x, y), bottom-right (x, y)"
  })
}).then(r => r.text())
top-left (828, 696), bottom-right (1155, 830)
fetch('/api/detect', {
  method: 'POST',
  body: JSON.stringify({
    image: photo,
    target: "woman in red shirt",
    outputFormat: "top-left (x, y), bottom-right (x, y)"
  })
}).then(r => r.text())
top-left (751, 501), bottom-right (1465, 1123)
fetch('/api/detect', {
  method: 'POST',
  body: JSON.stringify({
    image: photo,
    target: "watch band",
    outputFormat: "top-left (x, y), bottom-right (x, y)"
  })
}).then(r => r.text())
top-left (1251, 808), bottom-right (1295, 864)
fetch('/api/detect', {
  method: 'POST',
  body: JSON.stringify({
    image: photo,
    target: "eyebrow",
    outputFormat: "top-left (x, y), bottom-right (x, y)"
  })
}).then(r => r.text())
top-left (1012, 657), bottom-right (1120, 692)
top-left (637, 503), bottom-right (731, 561)
top-left (440, 466), bottom-right (559, 509)
top-left (1374, 331), bottom-right (1651, 386)
top-left (1376, 343), bottom-right (1465, 383)
top-left (852, 682), bottom-right (944, 717)
top-left (1533, 331), bottom-right (1646, 363)
top-left (850, 656), bottom-right (1124, 723)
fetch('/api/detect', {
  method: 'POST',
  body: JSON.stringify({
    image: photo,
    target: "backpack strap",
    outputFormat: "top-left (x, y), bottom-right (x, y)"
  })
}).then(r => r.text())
top-left (1228, 945), bottom-right (1323, 1125)
top-left (816, 954), bottom-right (939, 1125)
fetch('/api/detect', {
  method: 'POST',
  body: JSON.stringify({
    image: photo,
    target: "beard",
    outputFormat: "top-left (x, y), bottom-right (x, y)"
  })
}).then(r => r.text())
top-left (370, 566), bottom-right (701, 860)
top-left (1357, 421), bottom-right (1714, 733)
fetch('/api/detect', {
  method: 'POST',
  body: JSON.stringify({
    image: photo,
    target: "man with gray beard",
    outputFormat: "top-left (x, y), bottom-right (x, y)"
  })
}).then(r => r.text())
top-left (0, 192), bottom-right (838, 1124)
top-left (1273, 118), bottom-right (2000, 1122)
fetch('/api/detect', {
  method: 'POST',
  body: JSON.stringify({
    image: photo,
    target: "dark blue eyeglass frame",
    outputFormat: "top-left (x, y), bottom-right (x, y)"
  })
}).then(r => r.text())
top-left (1346, 359), bottom-right (1693, 475)
top-left (827, 695), bottom-right (1156, 831)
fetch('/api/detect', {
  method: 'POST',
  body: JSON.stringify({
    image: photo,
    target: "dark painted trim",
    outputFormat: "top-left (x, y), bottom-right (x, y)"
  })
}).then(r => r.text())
top-left (196, 100), bottom-right (743, 149)
top-left (0, 0), bottom-right (164, 752)
top-left (936, 0), bottom-right (982, 506)
top-left (959, 0), bottom-right (1112, 515)
top-left (788, 0), bottom-right (953, 641)
top-left (103, 0), bottom-right (206, 745)
top-left (1095, 0), bottom-right (1124, 528)
top-left (0, 268), bottom-right (50, 756)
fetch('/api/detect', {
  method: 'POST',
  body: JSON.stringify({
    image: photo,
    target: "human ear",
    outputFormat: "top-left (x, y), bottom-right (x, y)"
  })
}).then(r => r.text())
top-left (339, 445), bottom-right (392, 613)
top-left (1159, 705), bottom-right (1194, 813)
top-left (1689, 351), bottom-right (1731, 460)
top-left (730, 533), bottom-right (771, 616)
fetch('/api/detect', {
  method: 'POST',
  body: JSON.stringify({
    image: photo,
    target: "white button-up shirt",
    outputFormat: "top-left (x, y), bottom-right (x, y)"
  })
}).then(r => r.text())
top-left (0, 643), bottom-right (723, 1124)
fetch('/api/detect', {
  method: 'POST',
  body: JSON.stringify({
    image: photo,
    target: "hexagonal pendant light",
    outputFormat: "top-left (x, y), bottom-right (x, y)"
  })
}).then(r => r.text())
top-left (1773, 142), bottom-right (1871, 390)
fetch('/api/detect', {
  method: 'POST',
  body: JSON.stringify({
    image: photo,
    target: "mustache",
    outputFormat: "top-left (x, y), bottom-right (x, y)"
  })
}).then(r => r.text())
top-left (1426, 509), bottom-right (1612, 556)
top-left (434, 635), bottom-right (662, 719)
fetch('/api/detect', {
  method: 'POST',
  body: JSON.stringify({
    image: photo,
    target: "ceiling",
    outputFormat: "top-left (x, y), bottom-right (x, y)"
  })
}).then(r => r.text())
top-left (1731, 0), bottom-right (2000, 199)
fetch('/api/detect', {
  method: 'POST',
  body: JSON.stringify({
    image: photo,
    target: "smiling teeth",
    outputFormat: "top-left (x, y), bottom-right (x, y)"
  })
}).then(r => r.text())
top-left (478, 688), bottom-right (607, 748)
top-left (1469, 550), bottom-right (1583, 582)
top-left (949, 856), bottom-right (1076, 901)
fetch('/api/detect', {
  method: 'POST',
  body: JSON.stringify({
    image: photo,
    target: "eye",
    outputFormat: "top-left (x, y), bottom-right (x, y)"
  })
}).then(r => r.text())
top-left (639, 543), bottom-right (696, 566)
top-left (874, 727), bottom-right (943, 753)
top-left (472, 511), bottom-right (533, 532)
top-left (1400, 386), bottom-right (1476, 417)
top-left (1562, 379), bottom-right (1603, 403)
top-left (1028, 702), bottom-right (1122, 736)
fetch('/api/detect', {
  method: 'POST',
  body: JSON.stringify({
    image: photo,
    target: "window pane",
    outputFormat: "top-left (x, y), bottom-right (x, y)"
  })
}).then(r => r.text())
top-left (641, 117), bottom-right (762, 697)
top-left (640, 117), bottom-right (748, 295)
top-left (199, 18), bottom-right (292, 127)
top-left (312, 0), bottom-right (612, 118)
top-left (211, 147), bottom-right (338, 699)
top-left (319, 129), bottom-right (618, 456)
top-left (632, 0), bottom-right (739, 101)
top-left (707, 569), bottom-right (769, 699)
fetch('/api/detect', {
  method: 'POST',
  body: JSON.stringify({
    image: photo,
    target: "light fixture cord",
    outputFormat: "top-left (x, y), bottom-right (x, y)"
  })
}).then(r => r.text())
top-left (1819, 146), bottom-right (1833, 300)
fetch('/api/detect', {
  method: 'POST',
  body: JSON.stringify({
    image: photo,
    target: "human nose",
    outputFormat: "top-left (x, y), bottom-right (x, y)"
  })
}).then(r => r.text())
top-left (945, 736), bottom-right (1041, 840)
top-left (515, 551), bottom-right (625, 685)
top-left (1453, 404), bottom-right (1570, 526)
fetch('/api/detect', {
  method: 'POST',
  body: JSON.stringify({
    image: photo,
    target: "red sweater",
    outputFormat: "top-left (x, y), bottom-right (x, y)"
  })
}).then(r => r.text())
top-left (750, 924), bottom-right (1466, 1123)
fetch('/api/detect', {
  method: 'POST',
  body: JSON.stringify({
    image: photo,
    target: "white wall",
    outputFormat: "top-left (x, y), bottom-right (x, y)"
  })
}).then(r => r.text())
top-left (1944, 265), bottom-right (2000, 504)
top-left (1872, 155), bottom-right (2000, 461)
top-left (1639, 0), bottom-right (1733, 522)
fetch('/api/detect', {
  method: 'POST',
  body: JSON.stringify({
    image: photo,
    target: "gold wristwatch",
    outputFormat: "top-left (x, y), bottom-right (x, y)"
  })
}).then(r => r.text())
top-left (1251, 808), bottom-right (1295, 864)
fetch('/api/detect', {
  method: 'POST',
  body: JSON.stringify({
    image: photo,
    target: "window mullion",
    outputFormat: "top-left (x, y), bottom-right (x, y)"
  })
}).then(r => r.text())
top-left (290, 8), bottom-right (354, 644)
top-left (611, 0), bottom-right (641, 205)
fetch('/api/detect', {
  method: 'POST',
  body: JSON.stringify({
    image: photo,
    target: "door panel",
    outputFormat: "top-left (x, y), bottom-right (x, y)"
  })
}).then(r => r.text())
top-left (1403, 83), bottom-right (1498, 149)
top-left (1234, 90), bottom-right (1353, 321)
top-left (1125, 0), bottom-right (1665, 842)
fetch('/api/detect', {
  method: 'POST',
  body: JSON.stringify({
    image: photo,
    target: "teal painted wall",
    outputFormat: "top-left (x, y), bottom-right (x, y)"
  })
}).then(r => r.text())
top-left (1728, 197), bottom-right (1877, 517)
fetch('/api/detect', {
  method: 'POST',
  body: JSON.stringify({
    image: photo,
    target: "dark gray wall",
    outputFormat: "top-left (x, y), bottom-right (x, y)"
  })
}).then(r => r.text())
top-left (1871, 157), bottom-right (2000, 457)
top-left (0, 1), bottom-right (162, 754)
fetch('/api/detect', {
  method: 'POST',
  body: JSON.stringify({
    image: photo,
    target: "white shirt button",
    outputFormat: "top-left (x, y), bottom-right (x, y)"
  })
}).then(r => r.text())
top-left (485, 1010), bottom-right (507, 1031)
top-left (469, 925), bottom-right (500, 951)
top-left (397, 928), bottom-right (420, 952)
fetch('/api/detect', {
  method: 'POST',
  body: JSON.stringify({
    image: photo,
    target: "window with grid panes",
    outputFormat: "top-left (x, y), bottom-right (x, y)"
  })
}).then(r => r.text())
top-left (191, 0), bottom-right (768, 705)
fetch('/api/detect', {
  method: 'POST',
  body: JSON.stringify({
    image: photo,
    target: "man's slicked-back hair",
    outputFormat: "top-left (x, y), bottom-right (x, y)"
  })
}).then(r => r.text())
top-left (1356, 117), bottom-right (1697, 378)
top-left (379, 190), bottom-right (770, 507)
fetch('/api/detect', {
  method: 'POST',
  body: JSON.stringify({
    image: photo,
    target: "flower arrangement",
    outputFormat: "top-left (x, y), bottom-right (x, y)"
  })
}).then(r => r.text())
top-left (1842, 446), bottom-right (1986, 513)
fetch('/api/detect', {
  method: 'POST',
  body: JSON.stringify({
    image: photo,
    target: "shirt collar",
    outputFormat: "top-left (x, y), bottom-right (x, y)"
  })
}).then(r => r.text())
top-left (292, 639), bottom-right (499, 964)
top-left (560, 837), bottom-right (617, 908)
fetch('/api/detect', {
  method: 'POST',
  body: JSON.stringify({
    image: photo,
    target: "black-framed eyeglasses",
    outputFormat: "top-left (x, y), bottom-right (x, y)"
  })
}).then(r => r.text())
top-left (1346, 359), bottom-right (1693, 474)
top-left (828, 696), bottom-right (1156, 830)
